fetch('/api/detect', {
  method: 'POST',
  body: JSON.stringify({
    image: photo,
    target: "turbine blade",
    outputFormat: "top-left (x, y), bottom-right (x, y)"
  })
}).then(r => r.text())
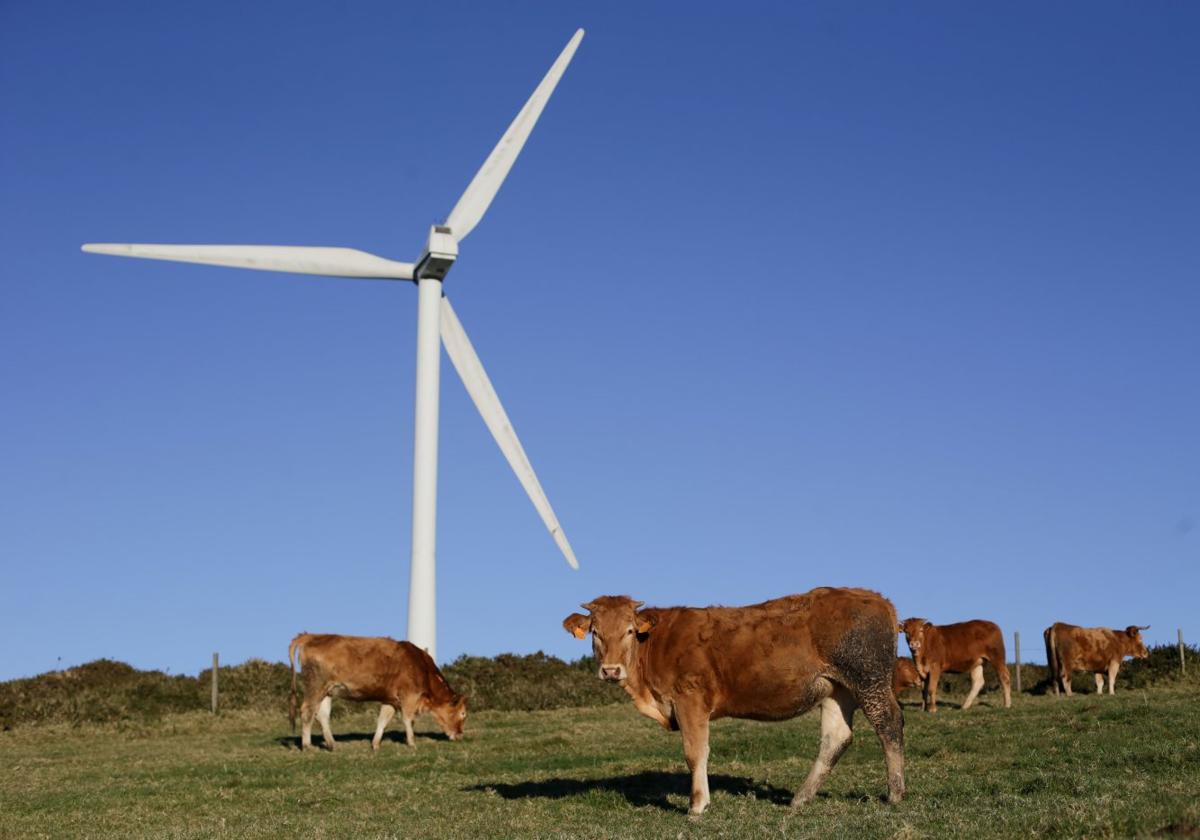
top-left (440, 295), bottom-right (579, 570)
top-left (444, 28), bottom-right (584, 242)
top-left (81, 244), bottom-right (415, 280)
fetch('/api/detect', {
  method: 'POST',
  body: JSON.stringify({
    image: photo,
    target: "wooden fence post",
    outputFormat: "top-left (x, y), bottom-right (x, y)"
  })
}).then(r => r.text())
top-left (1180, 629), bottom-right (1186, 675)
top-left (1014, 631), bottom-right (1021, 694)
top-left (211, 652), bottom-right (219, 714)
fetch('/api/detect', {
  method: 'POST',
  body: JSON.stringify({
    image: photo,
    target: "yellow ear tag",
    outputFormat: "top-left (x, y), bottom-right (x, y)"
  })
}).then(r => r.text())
top-left (572, 627), bottom-right (588, 640)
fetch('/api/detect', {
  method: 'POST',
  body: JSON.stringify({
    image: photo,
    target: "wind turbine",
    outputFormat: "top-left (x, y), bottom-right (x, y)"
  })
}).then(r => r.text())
top-left (82, 29), bottom-right (585, 660)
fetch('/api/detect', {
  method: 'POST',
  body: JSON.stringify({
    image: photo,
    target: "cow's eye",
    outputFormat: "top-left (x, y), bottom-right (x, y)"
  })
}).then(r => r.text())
top-left (627, 628), bottom-right (634, 636)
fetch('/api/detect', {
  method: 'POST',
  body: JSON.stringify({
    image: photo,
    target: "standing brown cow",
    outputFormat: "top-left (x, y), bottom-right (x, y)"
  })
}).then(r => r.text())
top-left (1043, 623), bottom-right (1149, 696)
top-left (288, 633), bottom-right (467, 750)
top-left (562, 587), bottom-right (905, 816)
top-left (898, 618), bottom-right (1012, 712)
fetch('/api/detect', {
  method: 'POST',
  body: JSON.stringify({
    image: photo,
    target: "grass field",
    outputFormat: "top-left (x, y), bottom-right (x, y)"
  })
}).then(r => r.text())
top-left (2, 684), bottom-right (1198, 839)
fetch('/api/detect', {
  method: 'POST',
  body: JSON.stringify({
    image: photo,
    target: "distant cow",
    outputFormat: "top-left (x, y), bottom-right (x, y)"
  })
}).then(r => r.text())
top-left (288, 634), bottom-right (467, 750)
top-left (898, 618), bottom-right (1012, 712)
top-left (893, 657), bottom-right (922, 697)
top-left (562, 588), bottom-right (905, 816)
top-left (1043, 623), bottom-right (1149, 696)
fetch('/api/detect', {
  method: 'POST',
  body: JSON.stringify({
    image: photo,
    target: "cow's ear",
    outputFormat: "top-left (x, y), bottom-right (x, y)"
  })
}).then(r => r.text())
top-left (897, 623), bottom-right (905, 633)
top-left (636, 610), bottom-right (658, 634)
top-left (563, 613), bottom-right (590, 640)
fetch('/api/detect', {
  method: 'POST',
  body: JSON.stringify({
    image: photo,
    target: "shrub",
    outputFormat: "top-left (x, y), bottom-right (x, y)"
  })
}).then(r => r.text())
top-left (0, 652), bottom-right (621, 728)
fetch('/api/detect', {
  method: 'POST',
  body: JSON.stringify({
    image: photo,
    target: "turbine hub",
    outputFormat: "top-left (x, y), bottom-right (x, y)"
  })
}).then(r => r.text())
top-left (414, 225), bottom-right (458, 281)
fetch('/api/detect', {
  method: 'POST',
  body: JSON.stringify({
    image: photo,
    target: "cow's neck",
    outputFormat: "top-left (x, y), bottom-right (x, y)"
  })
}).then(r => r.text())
top-left (623, 639), bottom-right (674, 730)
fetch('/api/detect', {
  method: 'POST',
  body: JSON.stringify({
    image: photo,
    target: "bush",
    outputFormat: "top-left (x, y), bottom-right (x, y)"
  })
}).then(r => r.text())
top-left (0, 652), bottom-right (621, 728)
top-left (441, 652), bottom-right (624, 712)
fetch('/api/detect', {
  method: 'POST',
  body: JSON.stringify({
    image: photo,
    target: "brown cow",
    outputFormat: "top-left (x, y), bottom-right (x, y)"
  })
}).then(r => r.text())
top-left (893, 657), bottom-right (922, 698)
top-left (288, 633), bottom-right (467, 750)
top-left (898, 618), bottom-right (1012, 712)
top-left (1043, 623), bottom-right (1149, 696)
top-left (562, 588), bottom-right (905, 816)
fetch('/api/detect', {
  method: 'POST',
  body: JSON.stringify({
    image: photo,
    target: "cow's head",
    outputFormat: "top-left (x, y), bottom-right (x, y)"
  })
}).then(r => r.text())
top-left (898, 618), bottom-right (931, 656)
top-left (430, 694), bottom-right (468, 741)
top-left (563, 595), bottom-right (655, 684)
top-left (1124, 625), bottom-right (1150, 659)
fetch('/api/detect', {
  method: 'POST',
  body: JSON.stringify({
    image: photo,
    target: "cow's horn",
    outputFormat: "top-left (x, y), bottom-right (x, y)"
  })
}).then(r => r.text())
top-left (632, 600), bottom-right (645, 609)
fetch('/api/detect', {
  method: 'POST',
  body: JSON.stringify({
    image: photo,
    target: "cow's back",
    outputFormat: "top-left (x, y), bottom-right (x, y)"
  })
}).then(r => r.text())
top-left (296, 635), bottom-right (431, 703)
top-left (926, 620), bottom-right (1004, 672)
top-left (640, 588), bottom-right (897, 720)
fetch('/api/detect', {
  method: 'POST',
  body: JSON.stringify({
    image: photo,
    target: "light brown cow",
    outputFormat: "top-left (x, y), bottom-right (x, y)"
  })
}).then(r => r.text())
top-left (288, 633), bottom-right (467, 751)
top-left (562, 588), bottom-right (905, 816)
top-left (898, 618), bottom-right (1012, 712)
top-left (893, 657), bottom-right (922, 698)
top-left (1043, 623), bottom-right (1149, 696)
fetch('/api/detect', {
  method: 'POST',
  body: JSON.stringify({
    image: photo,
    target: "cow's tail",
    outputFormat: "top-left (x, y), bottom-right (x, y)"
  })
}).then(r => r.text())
top-left (1043, 625), bottom-right (1059, 696)
top-left (288, 633), bottom-right (308, 732)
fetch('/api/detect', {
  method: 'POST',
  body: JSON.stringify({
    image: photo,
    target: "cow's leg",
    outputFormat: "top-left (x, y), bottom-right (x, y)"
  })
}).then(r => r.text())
top-left (403, 714), bottom-right (416, 747)
top-left (317, 695), bottom-right (335, 750)
top-left (372, 704), bottom-right (396, 751)
top-left (926, 667), bottom-right (941, 712)
top-left (674, 698), bottom-right (711, 816)
top-left (1094, 672), bottom-right (1105, 694)
top-left (856, 685), bottom-right (906, 804)
top-left (997, 661), bottom-right (1012, 708)
top-left (300, 697), bottom-right (316, 751)
top-left (1063, 670), bottom-right (1073, 697)
top-left (962, 664), bottom-right (985, 710)
top-left (395, 697), bottom-right (417, 747)
top-left (1107, 660), bottom-right (1120, 695)
top-left (793, 683), bottom-right (854, 807)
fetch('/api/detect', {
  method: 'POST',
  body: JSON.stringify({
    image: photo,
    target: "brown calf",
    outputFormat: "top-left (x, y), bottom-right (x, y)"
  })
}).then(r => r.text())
top-left (563, 587), bottom-right (905, 816)
top-left (288, 633), bottom-right (467, 750)
top-left (893, 657), bottom-right (922, 697)
top-left (898, 618), bottom-right (1012, 712)
top-left (1043, 623), bottom-right (1149, 696)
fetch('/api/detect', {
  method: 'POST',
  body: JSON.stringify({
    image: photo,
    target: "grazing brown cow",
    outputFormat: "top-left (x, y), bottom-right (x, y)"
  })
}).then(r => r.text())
top-left (1043, 623), bottom-right (1149, 696)
top-left (898, 618), bottom-right (1012, 712)
top-left (893, 657), bottom-right (922, 698)
top-left (562, 588), bottom-right (905, 816)
top-left (288, 633), bottom-right (467, 751)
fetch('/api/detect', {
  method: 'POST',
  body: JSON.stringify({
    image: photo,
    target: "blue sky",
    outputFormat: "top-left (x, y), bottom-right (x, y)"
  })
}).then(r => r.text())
top-left (2, 2), bottom-right (1197, 680)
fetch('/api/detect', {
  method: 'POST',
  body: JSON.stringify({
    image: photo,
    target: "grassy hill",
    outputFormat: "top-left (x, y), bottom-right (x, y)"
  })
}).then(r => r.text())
top-left (2, 679), bottom-right (1198, 838)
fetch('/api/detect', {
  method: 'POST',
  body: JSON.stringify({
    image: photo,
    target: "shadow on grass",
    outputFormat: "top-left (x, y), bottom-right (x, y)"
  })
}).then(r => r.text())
top-left (466, 772), bottom-right (798, 812)
top-left (275, 730), bottom-right (449, 750)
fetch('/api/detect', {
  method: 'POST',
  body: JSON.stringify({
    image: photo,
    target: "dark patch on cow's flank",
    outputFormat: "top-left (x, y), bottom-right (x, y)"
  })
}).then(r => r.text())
top-left (831, 613), bottom-right (895, 692)
top-left (466, 772), bottom-right (795, 812)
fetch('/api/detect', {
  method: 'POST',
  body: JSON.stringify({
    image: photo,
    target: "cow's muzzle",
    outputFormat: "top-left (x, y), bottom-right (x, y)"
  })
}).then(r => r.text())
top-left (598, 664), bottom-right (626, 682)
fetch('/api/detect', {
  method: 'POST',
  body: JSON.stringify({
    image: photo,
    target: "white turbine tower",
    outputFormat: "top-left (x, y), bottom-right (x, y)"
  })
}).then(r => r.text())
top-left (82, 29), bottom-right (585, 660)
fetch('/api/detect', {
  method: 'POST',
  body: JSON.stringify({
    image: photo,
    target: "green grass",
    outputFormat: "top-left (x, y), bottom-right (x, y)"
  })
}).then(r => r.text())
top-left (2, 685), bottom-right (1198, 838)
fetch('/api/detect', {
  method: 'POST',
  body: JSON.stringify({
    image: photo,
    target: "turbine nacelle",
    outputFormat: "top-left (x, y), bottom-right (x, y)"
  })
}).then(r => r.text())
top-left (415, 225), bottom-right (458, 281)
